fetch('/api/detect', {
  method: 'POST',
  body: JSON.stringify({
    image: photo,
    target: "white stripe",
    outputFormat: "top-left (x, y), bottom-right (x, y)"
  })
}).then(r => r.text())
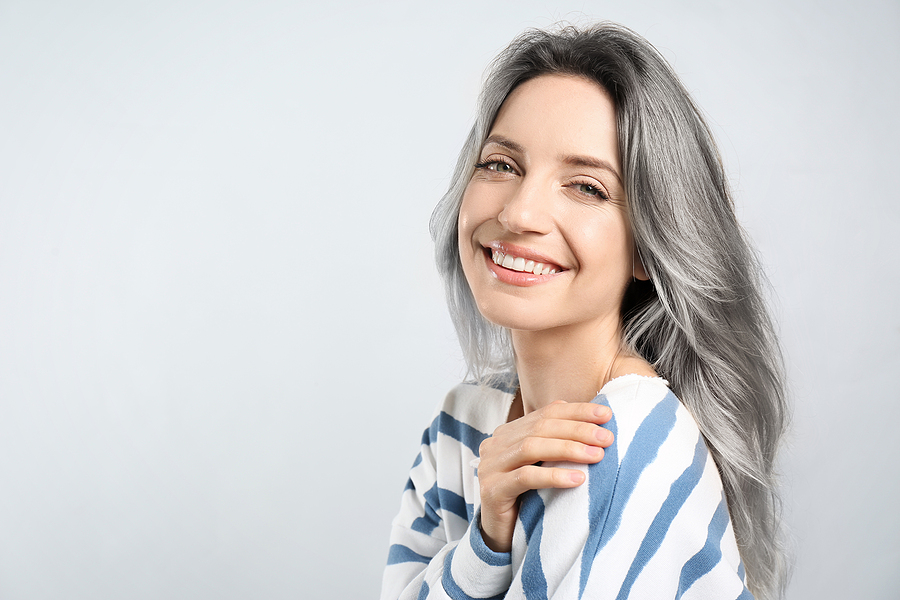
top-left (536, 470), bottom-right (591, 596)
top-left (628, 455), bottom-right (722, 597)
top-left (583, 406), bottom-right (699, 594)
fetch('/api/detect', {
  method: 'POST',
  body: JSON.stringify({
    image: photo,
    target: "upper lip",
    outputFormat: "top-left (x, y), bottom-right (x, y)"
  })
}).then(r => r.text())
top-left (485, 241), bottom-right (565, 270)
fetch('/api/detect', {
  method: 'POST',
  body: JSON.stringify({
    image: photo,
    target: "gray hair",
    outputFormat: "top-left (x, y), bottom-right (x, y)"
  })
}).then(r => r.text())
top-left (430, 23), bottom-right (789, 599)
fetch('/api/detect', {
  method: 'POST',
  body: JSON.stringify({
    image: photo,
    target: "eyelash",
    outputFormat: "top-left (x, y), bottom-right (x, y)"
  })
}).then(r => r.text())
top-left (474, 160), bottom-right (609, 201)
top-left (474, 160), bottom-right (515, 173)
top-left (570, 179), bottom-right (610, 201)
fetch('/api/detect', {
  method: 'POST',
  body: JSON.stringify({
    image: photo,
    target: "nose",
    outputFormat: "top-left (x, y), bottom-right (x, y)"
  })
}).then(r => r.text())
top-left (497, 177), bottom-right (552, 235)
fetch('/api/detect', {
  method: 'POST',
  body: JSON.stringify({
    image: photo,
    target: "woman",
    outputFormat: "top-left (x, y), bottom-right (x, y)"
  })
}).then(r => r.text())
top-left (382, 23), bottom-right (788, 600)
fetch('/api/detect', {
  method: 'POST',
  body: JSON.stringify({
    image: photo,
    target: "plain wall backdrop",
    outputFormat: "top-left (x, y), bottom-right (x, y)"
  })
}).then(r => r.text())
top-left (1, 1), bottom-right (898, 598)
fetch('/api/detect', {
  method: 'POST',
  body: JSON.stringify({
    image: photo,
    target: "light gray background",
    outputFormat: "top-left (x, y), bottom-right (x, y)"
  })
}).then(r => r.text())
top-left (1, 1), bottom-right (897, 598)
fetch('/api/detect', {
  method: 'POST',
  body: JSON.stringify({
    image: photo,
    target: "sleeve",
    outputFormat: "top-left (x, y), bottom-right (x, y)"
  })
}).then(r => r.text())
top-left (505, 386), bottom-right (752, 599)
top-left (381, 413), bottom-right (514, 600)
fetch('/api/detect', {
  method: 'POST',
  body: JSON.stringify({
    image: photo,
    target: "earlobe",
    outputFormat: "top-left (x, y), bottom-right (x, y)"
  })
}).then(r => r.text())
top-left (632, 246), bottom-right (650, 281)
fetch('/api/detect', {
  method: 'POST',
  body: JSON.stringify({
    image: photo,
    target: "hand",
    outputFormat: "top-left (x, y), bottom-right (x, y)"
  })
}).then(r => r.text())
top-left (477, 400), bottom-right (614, 553)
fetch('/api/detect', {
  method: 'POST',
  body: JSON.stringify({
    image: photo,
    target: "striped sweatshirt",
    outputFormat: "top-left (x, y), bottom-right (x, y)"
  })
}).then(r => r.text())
top-left (381, 374), bottom-right (752, 600)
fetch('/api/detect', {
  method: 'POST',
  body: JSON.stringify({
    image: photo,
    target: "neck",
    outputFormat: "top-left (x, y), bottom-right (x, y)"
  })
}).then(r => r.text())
top-left (511, 318), bottom-right (652, 414)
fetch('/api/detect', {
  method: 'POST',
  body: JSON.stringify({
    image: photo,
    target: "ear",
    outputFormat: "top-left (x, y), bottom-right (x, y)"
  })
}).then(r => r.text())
top-left (633, 246), bottom-right (650, 281)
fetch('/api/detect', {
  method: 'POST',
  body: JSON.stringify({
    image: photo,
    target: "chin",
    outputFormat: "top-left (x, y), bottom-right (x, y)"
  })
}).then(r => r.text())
top-left (475, 300), bottom-right (560, 332)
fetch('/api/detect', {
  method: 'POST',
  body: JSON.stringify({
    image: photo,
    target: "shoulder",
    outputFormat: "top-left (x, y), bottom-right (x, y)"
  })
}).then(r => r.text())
top-left (436, 377), bottom-right (515, 430)
top-left (580, 378), bottom-right (742, 595)
top-left (588, 376), bottom-right (732, 554)
top-left (593, 375), bottom-right (701, 461)
top-left (423, 378), bottom-right (515, 456)
top-left (439, 376), bottom-right (515, 421)
top-left (590, 376), bottom-right (715, 521)
top-left (511, 376), bottom-right (746, 597)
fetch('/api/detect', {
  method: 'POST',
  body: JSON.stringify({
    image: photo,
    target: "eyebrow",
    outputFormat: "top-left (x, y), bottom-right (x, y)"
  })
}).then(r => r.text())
top-left (482, 135), bottom-right (623, 184)
top-left (562, 154), bottom-right (623, 184)
top-left (482, 135), bottom-right (526, 155)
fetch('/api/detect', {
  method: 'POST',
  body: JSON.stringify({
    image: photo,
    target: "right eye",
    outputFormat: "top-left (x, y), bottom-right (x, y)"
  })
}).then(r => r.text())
top-left (475, 160), bottom-right (516, 174)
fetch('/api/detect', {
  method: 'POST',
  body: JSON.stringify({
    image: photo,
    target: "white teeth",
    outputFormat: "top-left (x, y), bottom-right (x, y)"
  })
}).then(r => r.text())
top-left (490, 249), bottom-right (559, 275)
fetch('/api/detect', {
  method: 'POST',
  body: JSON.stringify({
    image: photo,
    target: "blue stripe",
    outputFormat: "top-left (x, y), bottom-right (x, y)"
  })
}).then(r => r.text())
top-left (411, 484), bottom-right (469, 535)
top-left (616, 436), bottom-right (708, 600)
top-left (580, 392), bottom-right (679, 598)
top-left (487, 372), bottom-right (518, 395)
top-left (735, 588), bottom-right (754, 600)
top-left (410, 506), bottom-right (441, 535)
top-left (580, 396), bottom-right (619, 599)
top-left (676, 493), bottom-right (731, 597)
top-left (412, 452), bottom-right (423, 469)
top-left (411, 483), bottom-right (442, 535)
top-left (416, 580), bottom-right (429, 600)
top-left (387, 544), bottom-right (431, 565)
top-left (437, 486), bottom-right (469, 522)
top-left (465, 373), bottom-right (519, 395)
top-left (737, 560), bottom-right (745, 582)
top-left (441, 547), bottom-right (507, 600)
top-left (429, 411), bottom-right (491, 457)
top-left (519, 490), bottom-right (549, 600)
top-left (404, 478), bottom-right (415, 492)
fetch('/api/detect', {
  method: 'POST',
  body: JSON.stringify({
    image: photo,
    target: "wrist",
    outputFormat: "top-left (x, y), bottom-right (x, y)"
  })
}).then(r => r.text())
top-left (442, 511), bottom-right (512, 597)
top-left (480, 520), bottom-right (512, 553)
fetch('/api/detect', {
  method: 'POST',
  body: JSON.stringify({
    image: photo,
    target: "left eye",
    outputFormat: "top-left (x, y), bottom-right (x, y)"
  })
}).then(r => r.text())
top-left (575, 183), bottom-right (604, 198)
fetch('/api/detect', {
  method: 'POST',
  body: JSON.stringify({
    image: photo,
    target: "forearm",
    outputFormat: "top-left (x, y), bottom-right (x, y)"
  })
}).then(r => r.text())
top-left (382, 513), bottom-right (512, 600)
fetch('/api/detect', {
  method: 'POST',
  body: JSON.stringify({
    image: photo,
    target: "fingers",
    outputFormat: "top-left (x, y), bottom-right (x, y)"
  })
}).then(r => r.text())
top-left (541, 400), bottom-right (613, 425)
top-left (516, 463), bottom-right (587, 489)
top-left (480, 464), bottom-right (588, 515)
top-left (480, 401), bottom-right (614, 474)
top-left (521, 436), bottom-right (605, 463)
top-left (480, 461), bottom-right (587, 552)
top-left (477, 401), bottom-right (614, 553)
top-left (479, 430), bottom-right (605, 480)
top-left (524, 417), bottom-right (614, 448)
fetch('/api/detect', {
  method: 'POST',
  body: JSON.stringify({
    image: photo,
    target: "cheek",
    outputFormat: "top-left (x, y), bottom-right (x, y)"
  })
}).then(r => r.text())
top-left (459, 179), bottom-right (504, 225)
top-left (457, 194), bottom-right (478, 275)
top-left (574, 215), bottom-right (633, 273)
top-left (457, 186), bottom-right (485, 249)
top-left (457, 207), bottom-right (472, 262)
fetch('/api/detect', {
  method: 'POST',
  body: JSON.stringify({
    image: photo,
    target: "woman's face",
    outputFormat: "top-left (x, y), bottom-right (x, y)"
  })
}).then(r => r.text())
top-left (458, 74), bottom-right (641, 335)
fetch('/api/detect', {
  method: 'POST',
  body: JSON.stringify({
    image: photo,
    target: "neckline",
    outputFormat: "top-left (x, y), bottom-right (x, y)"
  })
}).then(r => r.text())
top-left (597, 373), bottom-right (669, 395)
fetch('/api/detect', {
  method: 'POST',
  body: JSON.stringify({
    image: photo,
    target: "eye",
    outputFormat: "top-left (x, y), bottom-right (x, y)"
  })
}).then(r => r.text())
top-left (572, 181), bottom-right (609, 200)
top-left (475, 160), bottom-right (517, 174)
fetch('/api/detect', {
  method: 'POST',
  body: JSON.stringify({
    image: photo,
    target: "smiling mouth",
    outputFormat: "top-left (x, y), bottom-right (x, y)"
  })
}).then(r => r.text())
top-left (489, 248), bottom-right (561, 275)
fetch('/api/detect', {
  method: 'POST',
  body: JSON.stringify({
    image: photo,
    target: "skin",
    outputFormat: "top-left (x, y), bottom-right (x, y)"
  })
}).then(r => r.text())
top-left (457, 74), bottom-right (656, 553)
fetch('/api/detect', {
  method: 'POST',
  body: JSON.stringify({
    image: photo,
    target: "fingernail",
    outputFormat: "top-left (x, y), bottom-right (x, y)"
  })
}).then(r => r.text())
top-left (595, 427), bottom-right (610, 443)
top-left (594, 405), bottom-right (609, 418)
top-left (570, 471), bottom-right (584, 484)
top-left (585, 444), bottom-right (603, 456)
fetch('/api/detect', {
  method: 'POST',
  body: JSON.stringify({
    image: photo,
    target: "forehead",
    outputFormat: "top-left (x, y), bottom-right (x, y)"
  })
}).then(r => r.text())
top-left (489, 74), bottom-right (619, 165)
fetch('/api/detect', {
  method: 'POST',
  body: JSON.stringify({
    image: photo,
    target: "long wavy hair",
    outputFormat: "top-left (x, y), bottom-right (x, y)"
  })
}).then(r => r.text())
top-left (430, 22), bottom-right (789, 599)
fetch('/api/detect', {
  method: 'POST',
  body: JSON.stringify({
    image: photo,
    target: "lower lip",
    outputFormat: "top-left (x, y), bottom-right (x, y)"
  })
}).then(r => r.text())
top-left (483, 250), bottom-right (563, 287)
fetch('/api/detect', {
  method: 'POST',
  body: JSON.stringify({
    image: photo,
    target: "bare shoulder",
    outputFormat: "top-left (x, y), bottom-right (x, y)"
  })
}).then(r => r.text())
top-left (609, 355), bottom-right (658, 380)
